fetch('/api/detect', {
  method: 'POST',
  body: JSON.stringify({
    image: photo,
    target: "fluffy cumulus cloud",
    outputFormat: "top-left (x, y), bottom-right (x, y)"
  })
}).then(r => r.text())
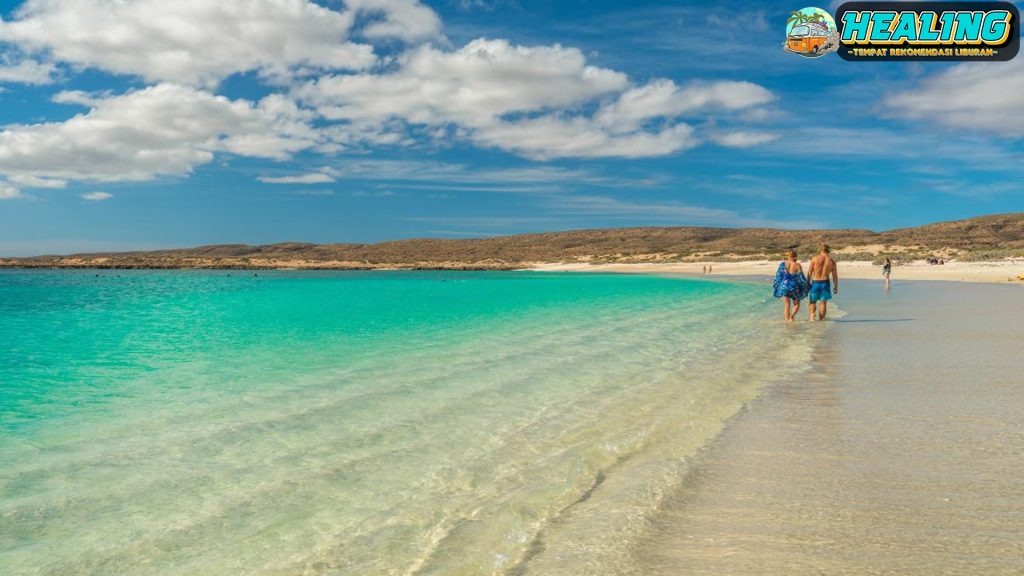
top-left (0, 84), bottom-right (320, 183)
top-left (0, 0), bottom-right (781, 188)
top-left (884, 58), bottom-right (1024, 137)
top-left (0, 55), bottom-right (56, 84)
top-left (0, 0), bottom-right (442, 86)
top-left (298, 40), bottom-right (630, 126)
top-left (297, 39), bottom-right (775, 159)
top-left (346, 0), bottom-right (443, 43)
top-left (595, 80), bottom-right (775, 132)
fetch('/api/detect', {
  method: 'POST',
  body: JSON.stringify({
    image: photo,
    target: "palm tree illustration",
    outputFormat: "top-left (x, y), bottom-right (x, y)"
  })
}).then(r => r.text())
top-left (786, 10), bottom-right (826, 32)
top-left (786, 10), bottom-right (808, 30)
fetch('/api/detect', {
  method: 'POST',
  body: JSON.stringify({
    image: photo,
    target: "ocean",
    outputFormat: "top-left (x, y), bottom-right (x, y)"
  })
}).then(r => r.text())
top-left (0, 270), bottom-right (818, 575)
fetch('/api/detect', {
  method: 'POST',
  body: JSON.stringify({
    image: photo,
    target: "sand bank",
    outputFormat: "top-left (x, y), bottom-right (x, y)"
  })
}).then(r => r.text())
top-left (531, 259), bottom-right (1024, 284)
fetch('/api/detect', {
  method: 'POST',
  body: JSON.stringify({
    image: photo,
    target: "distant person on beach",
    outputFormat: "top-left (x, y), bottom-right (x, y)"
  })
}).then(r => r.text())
top-left (773, 250), bottom-right (809, 322)
top-left (882, 258), bottom-right (892, 289)
top-left (808, 243), bottom-right (838, 321)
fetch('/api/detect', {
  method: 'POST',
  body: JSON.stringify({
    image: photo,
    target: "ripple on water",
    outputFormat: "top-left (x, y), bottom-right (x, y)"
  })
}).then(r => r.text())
top-left (0, 270), bottom-right (823, 575)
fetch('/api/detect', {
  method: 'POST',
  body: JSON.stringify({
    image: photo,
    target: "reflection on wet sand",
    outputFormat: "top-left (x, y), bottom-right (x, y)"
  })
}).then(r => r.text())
top-left (634, 281), bottom-right (1024, 575)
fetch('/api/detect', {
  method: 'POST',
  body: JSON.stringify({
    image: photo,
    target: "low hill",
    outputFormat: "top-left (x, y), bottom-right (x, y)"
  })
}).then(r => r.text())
top-left (3, 213), bottom-right (1023, 270)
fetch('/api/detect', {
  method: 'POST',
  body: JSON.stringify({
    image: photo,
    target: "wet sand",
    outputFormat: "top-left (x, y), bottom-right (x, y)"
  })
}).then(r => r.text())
top-left (533, 260), bottom-right (1024, 284)
top-left (634, 279), bottom-right (1024, 575)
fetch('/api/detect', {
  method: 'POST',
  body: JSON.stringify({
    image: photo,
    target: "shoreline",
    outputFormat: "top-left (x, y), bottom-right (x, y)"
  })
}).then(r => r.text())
top-left (631, 278), bottom-right (1024, 575)
top-left (529, 259), bottom-right (1024, 285)
top-left (3, 259), bottom-right (1023, 285)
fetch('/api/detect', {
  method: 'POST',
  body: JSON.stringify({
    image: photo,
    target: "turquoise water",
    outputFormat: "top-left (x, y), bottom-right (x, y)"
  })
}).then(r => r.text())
top-left (1, 270), bottom-right (817, 575)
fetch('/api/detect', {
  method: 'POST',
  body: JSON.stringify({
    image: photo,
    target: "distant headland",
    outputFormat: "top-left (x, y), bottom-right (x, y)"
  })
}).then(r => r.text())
top-left (3, 213), bottom-right (1023, 271)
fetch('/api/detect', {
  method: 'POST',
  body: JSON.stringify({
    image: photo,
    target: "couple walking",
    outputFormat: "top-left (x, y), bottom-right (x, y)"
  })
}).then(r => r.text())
top-left (772, 243), bottom-right (839, 322)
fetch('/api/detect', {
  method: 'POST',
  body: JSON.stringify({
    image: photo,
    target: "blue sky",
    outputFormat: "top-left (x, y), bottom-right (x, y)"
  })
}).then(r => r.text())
top-left (0, 0), bottom-right (1022, 255)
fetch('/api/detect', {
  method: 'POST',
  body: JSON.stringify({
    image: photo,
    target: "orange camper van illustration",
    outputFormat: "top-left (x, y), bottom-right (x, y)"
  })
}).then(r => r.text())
top-left (783, 8), bottom-right (839, 58)
top-left (786, 22), bottom-right (829, 54)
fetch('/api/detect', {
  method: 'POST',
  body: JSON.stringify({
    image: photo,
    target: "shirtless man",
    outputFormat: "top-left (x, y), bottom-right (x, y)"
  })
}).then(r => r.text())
top-left (807, 243), bottom-right (838, 321)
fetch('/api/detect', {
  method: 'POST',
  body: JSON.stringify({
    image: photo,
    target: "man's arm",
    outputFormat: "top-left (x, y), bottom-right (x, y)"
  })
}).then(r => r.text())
top-left (831, 258), bottom-right (839, 294)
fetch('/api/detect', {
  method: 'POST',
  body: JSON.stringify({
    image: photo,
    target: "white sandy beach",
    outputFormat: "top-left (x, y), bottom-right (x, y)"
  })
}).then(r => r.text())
top-left (532, 259), bottom-right (1024, 284)
top-left (632, 279), bottom-right (1024, 575)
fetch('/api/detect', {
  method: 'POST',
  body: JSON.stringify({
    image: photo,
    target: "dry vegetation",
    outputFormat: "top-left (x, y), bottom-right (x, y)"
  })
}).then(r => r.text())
top-left (3, 213), bottom-right (1023, 270)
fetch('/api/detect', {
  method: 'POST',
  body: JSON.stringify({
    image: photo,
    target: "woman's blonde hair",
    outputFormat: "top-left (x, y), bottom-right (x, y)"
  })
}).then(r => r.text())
top-left (784, 250), bottom-right (797, 259)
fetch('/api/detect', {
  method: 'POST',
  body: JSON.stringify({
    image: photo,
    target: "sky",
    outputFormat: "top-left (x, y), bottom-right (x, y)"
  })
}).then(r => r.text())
top-left (0, 0), bottom-right (1022, 255)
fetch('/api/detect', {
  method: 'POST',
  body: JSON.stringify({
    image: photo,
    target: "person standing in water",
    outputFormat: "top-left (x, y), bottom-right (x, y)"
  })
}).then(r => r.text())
top-left (773, 250), bottom-right (809, 322)
top-left (882, 257), bottom-right (892, 289)
top-left (807, 243), bottom-right (838, 321)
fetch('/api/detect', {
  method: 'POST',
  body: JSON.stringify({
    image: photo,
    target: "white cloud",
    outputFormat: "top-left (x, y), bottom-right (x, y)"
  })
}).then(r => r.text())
top-left (317, 120), bottom-right (416, 152)
top-left (473, 117), bottom-right (698, 160)
top-left (81, 191), bottom-right (112, 201)
top-left (712, 131), bottom-right (779, 148)
top-left (596, 79), bottom-right (776, 131)
top-left (51, 90), bottom-right (106, 107)
top-left (0, 84), bottom-right (320, 183)
top-left (455, 0), bottom-right (511, 10)
top-left (298, 39), bottom-right (629, 127)
top-left (0, 185), bottom-right (26, 199)
top-left (347, 0), bottom-right (443, 42)
top-left (0, 0), bottom-right (444, 85)
top-left (298, 38), bottom-right (774, 159)
top-left (0, 56), bottom-right (56, 85)
top-left (884, 59), bottom-right (1024, 137)
top-left (7, 174), bottom-right (66, 188)
top-left (259, 172), bottom-right (336, 184)
top-left (0, 2), bottom-right (778, 171)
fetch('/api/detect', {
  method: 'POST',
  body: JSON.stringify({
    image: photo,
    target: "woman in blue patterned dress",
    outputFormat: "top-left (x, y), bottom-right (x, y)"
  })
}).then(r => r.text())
top-left (773, 250), bottom-right (809, 322)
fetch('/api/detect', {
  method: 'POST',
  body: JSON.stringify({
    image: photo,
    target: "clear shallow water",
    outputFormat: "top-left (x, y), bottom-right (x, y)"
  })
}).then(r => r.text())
top-left (1, 270), bottom-right (817, 575)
